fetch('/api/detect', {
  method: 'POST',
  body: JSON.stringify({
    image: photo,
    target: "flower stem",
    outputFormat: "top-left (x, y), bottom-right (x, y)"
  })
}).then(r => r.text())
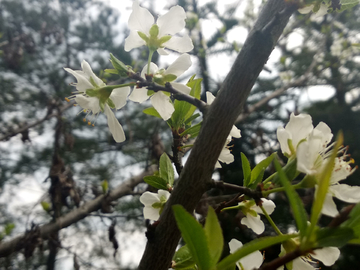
top-left (260, 205), bottom-right (282, 235)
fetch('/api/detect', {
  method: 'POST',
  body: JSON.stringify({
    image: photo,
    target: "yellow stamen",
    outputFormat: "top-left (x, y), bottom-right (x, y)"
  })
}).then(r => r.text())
top-left (83, 118), bottom-right (86, 122)
top-left (65, 97), bottom-right (70, 102)
top-left (88, 121), bottom-right (91, 126)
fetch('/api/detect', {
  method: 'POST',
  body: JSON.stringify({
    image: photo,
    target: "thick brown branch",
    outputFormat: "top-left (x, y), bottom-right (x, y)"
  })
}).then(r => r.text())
top-left (259, 248), bottom-right (310, 270)
top-left (0, 166), bottom-right (156, 258)
top-left (138, 1), bottom-right (297, 269)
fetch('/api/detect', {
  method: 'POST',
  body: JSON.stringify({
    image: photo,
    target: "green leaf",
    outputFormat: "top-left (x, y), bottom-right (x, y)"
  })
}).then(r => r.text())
top-left (216, 234), bottom-right (297, 270)
top-left (180, 122), bottom-right (202, 138)
top-left (316, 227), bottom-right (354, 248)
top-left (143, 107), bottom-right (162, 119)
top-left (184, 113), bottom-right (200, 126)
top-left (172, 245), bottom-right (196, 269)
top-left (159, 153), bottom-right (174, 187)
top-left (272, 158), bottom-right (298, 185)
top-left (143, 176), bottom-right (168, 190)
top-left (274, 158), bottom-right (308, 238)
top-left (101, 180), bottom-right (108, 194)
top-left (109, 53), bottom-right (130, 77)
top-left (204, 207), bottom-right (224, 266)
top-left (249, 153), bottom-right (275, 188)
top-left (172, 77), bottom-right (202, 129)
top-left (339, 0), bottom-right (359, 12)
top-left (172, 245), bottom-right (195, 270)
top-left (4, 223), bottom-right (15, 236)
top-left (308, 133), bottom-right (343, 239)
top-left (104, 69), bottom-right (118, 74)
top-left (173, 205), bottom-right (213, 270)
top-left (241, 153), bottom-right (251, 187)
top-left (341, 203), bottom-right (360, 237)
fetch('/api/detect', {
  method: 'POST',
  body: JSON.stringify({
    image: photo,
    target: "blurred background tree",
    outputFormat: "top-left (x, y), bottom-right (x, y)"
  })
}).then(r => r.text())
top-left (1, 0), bottom-right (360, 269)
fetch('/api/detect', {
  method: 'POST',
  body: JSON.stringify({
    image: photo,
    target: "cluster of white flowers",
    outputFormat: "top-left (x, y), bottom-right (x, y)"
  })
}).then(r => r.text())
top-left (277, 113), bottom-right (360, 217)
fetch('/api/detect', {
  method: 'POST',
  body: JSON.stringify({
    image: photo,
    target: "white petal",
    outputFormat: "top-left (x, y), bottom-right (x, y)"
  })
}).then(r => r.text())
top-left (129, 87), bottom-right (150, 103)
top-left (296, 137), bottom-right (323, 175)
top-left (330, 184), bottom-right (360, 203)
top-left (104, 105), bottom-right (126, 143)
top-left (330, 159), bottom-right (353, 184)
top-left (292, 257), bottom-right (314, 270)
top-left (313, 122), bottom-right (333, 146)
top-left (64, 68), bottom-right (94, 92)
top-left (312, 247), bottom-right (340, 266)
top-left (276, 128), bottom-right (292, 155)
top-left (171, 82), bottom-right (191, 95)
top-left (163, 35), bottom-right (194, 53)
top-left (215, 161), bottom-right (221, 168)
top-left (218, 148), bottom-right (234, 164)
top-left (230, 125), bottom-right (241, 138)
top-left (110, 87), bottom-right (130, 109)
top-left (128, 0), bottom-right (153, 33)
top-left (314, 3), bottom-right (329, 17)
top-left (124, 30), bottom-right (147, 52)
top-left (140, 191), bottom-right (160, 206)
top-left (143, 205), bottom-right (160, 220)
top-left (229, 238), bottom-right (243, 253)
top-left (157, 48), bottom-right (169, 55)
top-left (165, 54), bottom-right (192, 77)
top-left (157, 5), bottom-right (186, 36)
top-left (284, 113), bottom-right (313, 150)
top-left (321, 193), bottom-right (339, 217)
top-left (141, 62), bottom-right (159, 77)
top-left (81, 60), bottom-right (105, 87)
top-left (241, 214), bottom-right (264, 235)
top-left (252, 198), bottom-right (275, 215)
top-left (298, 4), bottom-right (314, 14)
top-left (150, 92), bottom-right (174, 120)
top-left (239, 249), bottom-right (263, 270)
top-left (206, 92), bottom-right (215, 104)
top-left (158, 189), bottom-right (170, 200)
top-left (74, 96), bottom-right (101, 114)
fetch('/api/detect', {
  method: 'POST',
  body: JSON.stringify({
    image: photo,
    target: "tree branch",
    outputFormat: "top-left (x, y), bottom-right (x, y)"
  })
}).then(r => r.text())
top-left (138, 1), bottom-right (297, 269)
top-left (0, 165), bottom-right (156, 258)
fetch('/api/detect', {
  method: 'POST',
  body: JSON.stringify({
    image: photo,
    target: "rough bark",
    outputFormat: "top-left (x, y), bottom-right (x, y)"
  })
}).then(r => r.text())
top-left (138, 1), bottom-right (297, 269)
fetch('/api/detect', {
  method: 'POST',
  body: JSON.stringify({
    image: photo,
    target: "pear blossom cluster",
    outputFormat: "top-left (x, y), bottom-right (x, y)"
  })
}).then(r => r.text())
top-left (277, 113), bottom-right (360, 216)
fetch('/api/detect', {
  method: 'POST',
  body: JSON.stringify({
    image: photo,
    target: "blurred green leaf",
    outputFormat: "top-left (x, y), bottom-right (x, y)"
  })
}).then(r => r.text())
top-left (249, 153), bottom-right (275, 188)
top-left (204, 207), bottom-right (223, 266)
top-left (143, 176), bottom-right (168, 190)
top-left (159, 153), bottom-right (174, 187)
top-left (241, 153), bottom-right (251, 187)
top-left (316, 227), bottom-right (354, 248)
top-left (172, 245), bottom-right (196, 269)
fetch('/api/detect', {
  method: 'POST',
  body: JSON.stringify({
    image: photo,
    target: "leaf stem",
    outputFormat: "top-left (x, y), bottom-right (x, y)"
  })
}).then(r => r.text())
top-left (260, 205), bottom-right (283, 235)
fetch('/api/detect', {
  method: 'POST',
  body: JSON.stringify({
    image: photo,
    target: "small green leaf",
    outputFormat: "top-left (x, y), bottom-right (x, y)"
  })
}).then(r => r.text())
top-left (173, 205), bottom-right (213, 270)
top-left (104, 69), bottom-right (119, 74)
top-left (4, 223), bottom-right (15, 236)
top-left (101, 180), bottom-right (108, 194)
top-left (241, 153), bottom-right (251, 187)
top-left (172, 245), bottom-right (196, 269)
top-left (308, 133), bottom-right (343, 239)
top-left (341, 203), bottom-right (360, 237)
top-left (316, 227), bottom-right (354, 248)
top-left (41, 201), bottom-right (51, 212)
top-left (272, 158), bottom-right (298, 185)
top-left (143, 176), bottom-right (168, 190)
top-left (216, 234), bottom-right (297, 270)
top-left (159, 153), bottom-right (174, 186)
top-left (184, 113), bottom-right (200, 126)
top-left (339, 0), bottom-right (359, 11)
top-left (249, 153), bottom-right (275, 188)
top-left (204, 207), bottom-right (224, 266)
top-left (180, 122), bottom-right (202, 138)
top-left (109, 53), bottom-right (130, 77)
top-left (274, 158), bottom-right (308, 238)
top-left (143, 107), bottom-right (162, 119)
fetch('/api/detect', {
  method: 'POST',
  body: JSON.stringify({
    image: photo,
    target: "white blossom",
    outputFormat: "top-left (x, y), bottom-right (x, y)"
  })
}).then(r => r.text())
top-left (239, 198), bottom-right (275, 235)
top-left (64, 60), bottom-right (130, 143)
top-left (139, 190), bottom-right (170, 220)
top-left (129, 54), bottom-right (192, 120)
top-left (229, 239), bottom-right (263, 270)
top-left (125, 0), bottom-right (193, 55)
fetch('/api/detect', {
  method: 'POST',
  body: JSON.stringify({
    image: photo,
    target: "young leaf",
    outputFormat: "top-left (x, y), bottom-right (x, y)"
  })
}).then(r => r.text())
top-left (159, 153), bottom-right (174, 186)
top-left (204, 207), bottom-right (224, 266)
top-left (241, 153), bottom-right (251, 187)
top-left (216, 234), bottom-right (297, 270)
top-left (143, 176), bottom-right (168, 190)
top-left (173, 205), bottom-right (213, 270)
top-left (143, 107), bottom-right (162, 119)
top-left (316, 227), bottom-right (354, 248)
top-left (308, 133), bottom-right (343, 239)
top-left (172, 245), bottom-right (196, 269)
top-left (274, 158), bottom-right (308, 238)
top-left (109, 53), bottom-right (130, 77)
top-left (341, 203), bottom-right (360, 238)
top-left (180, 122), bottom-right (202, 138)
top-left (249, 153), bottom-right (275, 188)
top-left (184, 113), bottom-right (200, 126)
